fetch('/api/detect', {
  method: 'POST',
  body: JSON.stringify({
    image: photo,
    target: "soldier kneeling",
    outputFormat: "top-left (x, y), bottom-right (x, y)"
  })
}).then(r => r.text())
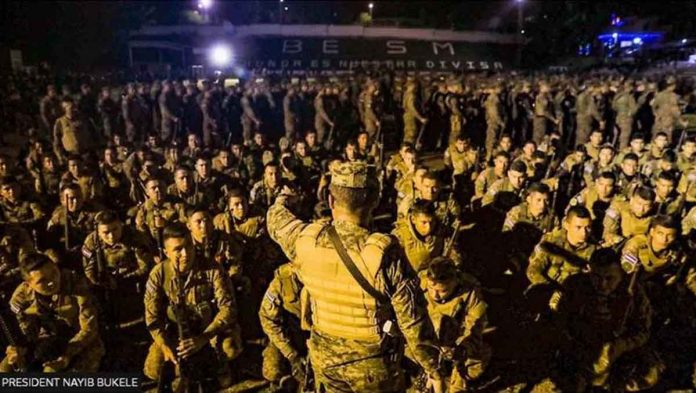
top-left (418, 257), bottom-right (492, 391)
top-left (143, 223), bottom-right (242, 390)
top-left (1, 253), bottom-right (105, 372)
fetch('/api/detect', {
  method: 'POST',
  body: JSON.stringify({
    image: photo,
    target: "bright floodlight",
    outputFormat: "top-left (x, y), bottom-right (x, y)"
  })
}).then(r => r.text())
top-left (199, 0), bottom-right (212, 10)
top-left (612, 32), bottom-right (618, 40)
top-left (633, 37), bottom-right (642, 45)
top-left (209, 44), bottom-right (232, 67)
top-left (682, 38), bottom-right (688, 44)
top-left (369, 3), bottom-right (374, 9)
top-left (515, 0), bottom-right (524, 3)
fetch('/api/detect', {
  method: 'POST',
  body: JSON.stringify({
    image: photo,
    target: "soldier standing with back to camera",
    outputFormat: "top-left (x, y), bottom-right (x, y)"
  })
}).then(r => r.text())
top-left (267, 161), bottom-right (445, 392)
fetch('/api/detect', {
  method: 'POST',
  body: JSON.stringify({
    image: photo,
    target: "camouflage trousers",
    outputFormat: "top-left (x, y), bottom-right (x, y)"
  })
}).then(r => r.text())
top-left (143, 334), bottom-right (241, 381)
top-left (532, 117), bottom-right (548, 145)
top-left (0, 338), bottom-right (104, 372)
top-left (308, 331), bottom-right (404, 393)
top-left (403, 115), bottom-right (418, 145)
top-left (616, 117), bottom-right (633, 150)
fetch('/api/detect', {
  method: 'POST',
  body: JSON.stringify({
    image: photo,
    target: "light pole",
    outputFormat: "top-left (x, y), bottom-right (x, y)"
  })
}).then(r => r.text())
top-left (279, 0), bottom-right (284, 24)
top-left (369, 3), bottom-right (374, 19)
top-left (516, 0), bottom-right (524, 67)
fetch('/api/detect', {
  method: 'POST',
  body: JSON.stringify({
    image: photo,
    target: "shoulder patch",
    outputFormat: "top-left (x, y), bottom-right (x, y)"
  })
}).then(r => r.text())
top-left (606, 207), bottom-right (619, 220)
top-left (81, 246), bottom-right (93, 260)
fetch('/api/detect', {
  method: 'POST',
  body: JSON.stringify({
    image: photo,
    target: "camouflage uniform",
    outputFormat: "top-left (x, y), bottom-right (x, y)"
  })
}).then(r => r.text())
top-left (612, 90), bottom-right (638, 150)
top-left (575, 90), bottom-right (601, 146)
top-left (474, 168), bottom-right (504, 200)
top-left (267, 162), bottom-right (442, 392)
top-left (503, 202), bottom-right (559, 272)
top-left (418, 270), bottom-right (491, 390)
top-left (402, 86), bottom-right (426, 144)
top-left (485, 92), bottom-right (505, 155)
top-left (82, 227), bottom-right (154, 323)
top-left (651, 88), bottom-right (681, 137)
top-left (0, 199), bottom-right (44, 225)
top-left (46, 205), bottom-right (99, 251)
top-left (397, 194), bottom-right (461, 229)
top-left (392, 219), bottom-right (454, 272)
top-left (259, 263), bottom-right (307, 383)
top-left (549, 271), bottom-right (659, 391)
top-left (0, 269), bottom-right (104, 372)
top-left (53, 115), bottom-right (95, 162)
top-left (526, 228), bottom-right (598, 308)
top-left (601, 200), bottom-right (652, 247)
top-left (481, 178), bottom-right (524, 210)
top-left (143, 258), bottom-right (242, 380)
top-left (134, 200), bottom-right (186, 245)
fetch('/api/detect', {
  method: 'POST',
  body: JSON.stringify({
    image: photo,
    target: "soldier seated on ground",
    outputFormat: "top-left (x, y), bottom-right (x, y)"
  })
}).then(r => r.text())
top-left (143, 223), bottom-right (242, 389)
top-left (526, 206), bottom-right (598, 310)
top-left (481, 160), bottom-right (528, 210)
top-left (535, 248), bottom-right (661, 392)
top-left (0, 253), bottom-right (104, 372)
top-left (602, 186), bottom-right (655, 248)
top-left (392, 200), bottom-right (461, 273)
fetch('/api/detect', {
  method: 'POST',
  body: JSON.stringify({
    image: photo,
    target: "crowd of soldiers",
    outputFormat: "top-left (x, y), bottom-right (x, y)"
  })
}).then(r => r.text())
top-left (0, 68), bottom-right (694, 392)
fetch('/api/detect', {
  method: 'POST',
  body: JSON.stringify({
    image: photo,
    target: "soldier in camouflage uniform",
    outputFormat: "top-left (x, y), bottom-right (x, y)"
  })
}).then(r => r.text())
top-left (652, 77), bottom-right (684, 140)
top-left (602, 186), bottom-right (655, 248)
top-left (81, 210), bottom-right (152, 323)
top-left (0, 176), bottom-right (44, 226)
top-left (481, 160), bottom-right (527, 210)
top-left (267, 161), bottom-right (445, 393)
top-left (418, 258), bottom-right (491, 391)
top-left (526, 206), bottom-right (598, 309)
top-left (53, 97), bottom-right (96, 163)
top-left (392, 200), bottom-right (460, 272)
top-left (0, 253), bottom-right (104, 372)
top-left (166, 166), bottom-right (208, 210)
top-left (444, 135), bottom-right (480, 205)
top-left (143, 223), bottom-right (242, 387)
top-left (537, 249), bottom-right (660, 391)
top-left (473, 151), bottom-right (510, 202)
top-left (61, 155), bottom-right (104, 203)
top-left (652, 171), bottom-right (683, 216)
top-left (615, 153), bottom-right (647, 198)
top-left (258, 263), bottom-right (307, 387)
top-left (484, 85), bottom-right (505, 157)
top-left (134, 178), bottom-right (186, 256)
top-left (575, 85), bottom-right (603, 147)
top-left (250, 162), bottom-right (283, 211)
top-left (397, 171), bottom-right (461, 230)
top-left (582, 144), bottom-right (615, 186)
top-left (186, 208), bottom-right (243, 286)
top-left (677, 137), bottom-right (696, 173)
top-left (402, 80), bottom-right (427, 145)
top-left (46, 183), bottom-right (100, 259)
top-left (612, 81), bottom-right (638, 150)
top-left (533, 83), bottom-right (558, 145)
top-left (568, 171), bottom-right (617, 236)
top-left (503, 182), bottom-right (559, 275)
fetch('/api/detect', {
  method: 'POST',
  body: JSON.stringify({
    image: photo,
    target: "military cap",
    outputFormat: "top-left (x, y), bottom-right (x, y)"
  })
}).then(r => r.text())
top-left (330, 161), bottom-right (375, 189)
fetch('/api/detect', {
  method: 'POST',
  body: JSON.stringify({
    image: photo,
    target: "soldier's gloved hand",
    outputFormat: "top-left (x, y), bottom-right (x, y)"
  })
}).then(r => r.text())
top-left (43, 355), bottom-right (70, 372)
top-left (290, 356), bottom-right (306, 381)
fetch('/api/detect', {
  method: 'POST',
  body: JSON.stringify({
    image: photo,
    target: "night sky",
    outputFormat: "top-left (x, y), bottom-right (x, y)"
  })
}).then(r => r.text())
top-left (0, 1), bottom-right (693, 70)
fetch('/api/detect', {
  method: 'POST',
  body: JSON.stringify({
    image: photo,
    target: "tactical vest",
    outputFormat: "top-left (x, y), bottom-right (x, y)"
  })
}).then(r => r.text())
top-left (394, 221), bottom-right (442, 272)
top-left (296, 222), bottom-right (390, 341)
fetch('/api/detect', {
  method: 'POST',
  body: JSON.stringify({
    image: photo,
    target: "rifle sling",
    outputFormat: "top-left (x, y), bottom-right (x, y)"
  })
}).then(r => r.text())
top-left (325, 225), bottom-right (389, 304)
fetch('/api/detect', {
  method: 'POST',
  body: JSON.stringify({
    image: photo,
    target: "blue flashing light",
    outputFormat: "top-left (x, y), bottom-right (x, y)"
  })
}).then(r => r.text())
top-left (597, 32), bottom-right (664, 45)
top-left (633, 37), bottom-right (642, 45)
